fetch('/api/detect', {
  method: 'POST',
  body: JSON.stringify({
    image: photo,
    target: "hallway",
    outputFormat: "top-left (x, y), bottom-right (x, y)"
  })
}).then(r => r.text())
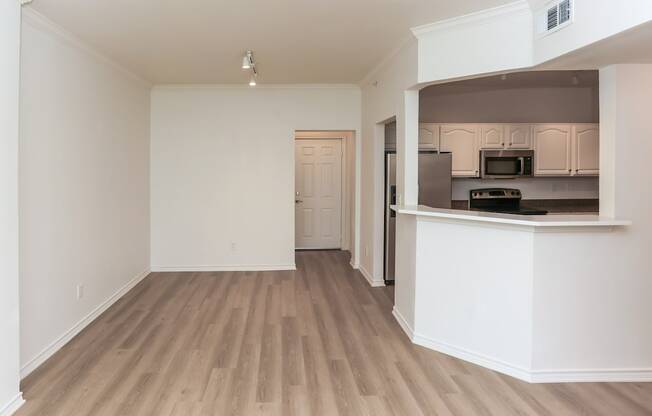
top-left (17, 251), bottom-right (652, 416)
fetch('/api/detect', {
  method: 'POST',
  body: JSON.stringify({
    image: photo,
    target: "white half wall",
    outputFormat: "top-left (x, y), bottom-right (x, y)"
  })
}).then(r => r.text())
top-left (0, 1), bottom-right (23, 414)
top-left (150, 85), bottom-right (361, 271)
top-left (19, 10), bottom-right (151, 377)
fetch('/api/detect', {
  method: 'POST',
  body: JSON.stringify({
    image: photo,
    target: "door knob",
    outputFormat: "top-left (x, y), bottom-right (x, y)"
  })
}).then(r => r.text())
top-left (295, 199), bottom-right (303, 204)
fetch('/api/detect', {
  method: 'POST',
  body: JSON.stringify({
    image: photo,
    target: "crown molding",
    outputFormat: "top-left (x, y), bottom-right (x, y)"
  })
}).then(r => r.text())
top-left (21, 7), bottom-right (152, 88)
top-left (152, 83), bottom-right (361, 91)
top-left (358, 35), bottom-right (417, 87)
top-left (411, 0), bottom-right (531, 37)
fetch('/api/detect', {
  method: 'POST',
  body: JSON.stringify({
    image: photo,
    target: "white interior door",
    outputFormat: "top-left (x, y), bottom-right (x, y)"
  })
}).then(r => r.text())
top-left (295, 140), bottom-right (342, 249)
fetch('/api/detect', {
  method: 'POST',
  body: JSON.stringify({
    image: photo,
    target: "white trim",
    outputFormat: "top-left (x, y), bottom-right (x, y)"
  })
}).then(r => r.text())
top-left (151, 264), bottom-right (296, 272)
top-left (350, 260), bottom-right (360, 269)
top-left (529, 368), bottom-right (652, 383)
top-left (392, 307), bottom-right (414, 339)
top-left (402, 327), bottom-right (652, 383)
top-left (359, 36), bottom-right (417, 87)
top-left (20, 268), bottom-right (151, 378)
top-left (0, 394), bottom-right (24, 416)
top-left (412, 333), bottom-right (533, 383)
top-left (153, 84), bottom-right (360, 91)
top-left (411, 0), bottom-right (531, 37)
top-left (21, 7), bottom-right (151, 87)
top-left (359, 264), bottom-right (385, 287)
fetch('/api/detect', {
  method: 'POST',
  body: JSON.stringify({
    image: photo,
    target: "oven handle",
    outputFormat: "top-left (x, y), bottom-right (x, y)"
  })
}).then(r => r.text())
top-left (519, 158), bottom-right (525, 176)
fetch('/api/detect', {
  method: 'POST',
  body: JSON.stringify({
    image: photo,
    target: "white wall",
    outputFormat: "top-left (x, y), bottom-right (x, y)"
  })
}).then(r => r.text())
top-left (533, 0), bottom-right (652, 64)
top-left (360, 40), bottom-right (419, 284)
top-left (19, 11), bottom-right (151, 377)
top-left (529, 64), bottom-right (651, 373)
top-left (452, 177), bottom-right (599, 200)
top-left (150, 86), bottom-right (361, 271)
top-left (0, 1), bottom-right (23, 414)
top-left (415, 1), bottom-right (533, 83)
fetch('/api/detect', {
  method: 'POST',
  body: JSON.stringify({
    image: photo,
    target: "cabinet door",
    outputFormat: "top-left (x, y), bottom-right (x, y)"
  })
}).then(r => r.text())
top-left (573, 124), bottom-right (599, 176)
top-left (534, 125), bottom-right (572, 176)
top-left (440, 124), bottom-right (479, 177)
top-left (506, 124), bottom-right (532, 149)
top-left (419, 123), bottom-right (439, 150)
top-left (479, 124), bottom-right (505, 149)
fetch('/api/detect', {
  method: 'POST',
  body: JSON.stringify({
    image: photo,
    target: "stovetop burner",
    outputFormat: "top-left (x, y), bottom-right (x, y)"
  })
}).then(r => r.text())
top-left (469, 188), bottom-right (548, 216)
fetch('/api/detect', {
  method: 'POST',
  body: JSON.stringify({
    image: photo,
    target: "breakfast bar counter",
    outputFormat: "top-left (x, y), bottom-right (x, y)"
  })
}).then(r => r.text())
top-left (389, 205), bottom-right (635, 383)
top-left (392, 205), bottom-right (631, 228)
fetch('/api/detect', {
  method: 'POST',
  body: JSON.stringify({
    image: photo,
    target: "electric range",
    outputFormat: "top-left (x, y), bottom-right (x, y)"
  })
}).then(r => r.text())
top-left (469, 188), bottom-right (548, 216)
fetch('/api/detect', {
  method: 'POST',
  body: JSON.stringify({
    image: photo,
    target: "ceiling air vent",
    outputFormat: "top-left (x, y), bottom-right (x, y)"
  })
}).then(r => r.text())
top-left (537, 0), bottom-right (573, 37)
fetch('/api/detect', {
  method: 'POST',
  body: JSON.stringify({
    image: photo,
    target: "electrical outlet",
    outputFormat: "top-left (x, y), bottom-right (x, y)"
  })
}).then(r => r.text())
top-left (231, 242), bottom-right (237, 252)
top-left (364, 246), bottom-right (369, 257)
top-left (76, 284), bottom-right (84, 300)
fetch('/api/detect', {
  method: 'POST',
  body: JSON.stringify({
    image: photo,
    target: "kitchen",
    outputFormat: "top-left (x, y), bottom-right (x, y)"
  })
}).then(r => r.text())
top-left (385, 70), bottom-right (601, 283)
top-left (385, 70), bottom-right (637, 383)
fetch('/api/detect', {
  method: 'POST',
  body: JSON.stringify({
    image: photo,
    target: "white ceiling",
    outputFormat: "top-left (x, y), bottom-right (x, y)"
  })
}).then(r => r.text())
top-left (29, 0), bottom-right (513, 84)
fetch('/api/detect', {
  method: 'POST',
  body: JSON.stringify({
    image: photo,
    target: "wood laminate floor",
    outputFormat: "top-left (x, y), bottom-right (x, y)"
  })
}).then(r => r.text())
top-left (18, 250), bottom-right (652, 416)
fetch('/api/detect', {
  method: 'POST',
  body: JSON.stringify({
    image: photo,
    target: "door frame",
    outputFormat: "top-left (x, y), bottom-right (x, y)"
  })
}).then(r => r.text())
top-left (294, 134), bottom-right (350, 251)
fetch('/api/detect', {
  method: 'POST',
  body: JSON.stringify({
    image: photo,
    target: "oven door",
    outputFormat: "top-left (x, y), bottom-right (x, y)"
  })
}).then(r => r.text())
top-left (481, 151), bottom-right (533, 179)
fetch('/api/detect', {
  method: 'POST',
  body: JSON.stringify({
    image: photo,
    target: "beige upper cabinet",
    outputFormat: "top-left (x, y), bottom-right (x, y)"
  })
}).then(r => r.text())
top-left (440, 124), bottom-right (479, 177)
top-left (573, 124), bottom-right (599, 176)
top-left (506, 124), bottom-right (532, 149)
top-left (534, 125), bottom-right (572, 176)
top-left (479, 125), bottom-right (505, 149)
top-left (419, 123), bottom-right (439, 150)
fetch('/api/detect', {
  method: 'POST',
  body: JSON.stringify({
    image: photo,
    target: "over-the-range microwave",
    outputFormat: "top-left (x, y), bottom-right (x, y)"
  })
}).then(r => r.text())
top-left (480, 150), bottom-right (534, 179)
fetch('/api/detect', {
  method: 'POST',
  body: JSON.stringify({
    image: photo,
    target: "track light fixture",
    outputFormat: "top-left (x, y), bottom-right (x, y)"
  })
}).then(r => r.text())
top-left (242, 50), bottom-right (258, 86)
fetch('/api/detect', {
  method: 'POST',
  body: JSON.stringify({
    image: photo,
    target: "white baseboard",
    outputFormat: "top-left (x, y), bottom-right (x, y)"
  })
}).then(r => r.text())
top-left (529, 368), bottom-right (652, 383)
top-left (412, 333), bottom-right (533, 383)
top-left (358, 264), bottom-right (385, 287)
top-left (0, 394), bottom-right (24, 416)
top-left (20, 268), bottom-right (151, 379)
top-left (392, 307), bottom-right (414, 339)
top-left (150, 264), bottom-right (296, 272)
top-left (350, 260), bottom-right (359, 269)
top-left (394, 314), bottom-right (652, 383)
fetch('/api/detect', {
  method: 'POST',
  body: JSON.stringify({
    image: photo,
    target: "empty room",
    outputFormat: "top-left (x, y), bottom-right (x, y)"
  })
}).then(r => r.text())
top-left (2, 0), bottom-right (652, 415)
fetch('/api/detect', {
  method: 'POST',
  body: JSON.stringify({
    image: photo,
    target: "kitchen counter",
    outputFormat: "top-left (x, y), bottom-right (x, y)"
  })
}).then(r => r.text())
top-left (390, 205), bottom-right (633, 382)
top-left (392, 205), bottom-right (631, 228)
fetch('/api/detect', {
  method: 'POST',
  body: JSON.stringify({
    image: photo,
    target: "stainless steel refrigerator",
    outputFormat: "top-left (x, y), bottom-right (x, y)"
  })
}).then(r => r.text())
top-left (384, 151), bottom-right (452, 283)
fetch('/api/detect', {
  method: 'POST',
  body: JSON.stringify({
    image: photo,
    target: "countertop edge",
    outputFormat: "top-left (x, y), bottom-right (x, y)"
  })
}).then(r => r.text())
top-left (391, 205), bottom-right (632, 228)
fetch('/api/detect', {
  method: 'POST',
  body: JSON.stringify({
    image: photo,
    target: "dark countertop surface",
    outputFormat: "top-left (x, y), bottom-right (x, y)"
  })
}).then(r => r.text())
top-left (452, 199), bottom-right (599, 214)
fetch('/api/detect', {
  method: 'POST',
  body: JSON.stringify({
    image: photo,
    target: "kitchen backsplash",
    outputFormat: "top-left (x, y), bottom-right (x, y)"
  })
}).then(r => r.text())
top-left (452, 177), bottom-right (599, 201)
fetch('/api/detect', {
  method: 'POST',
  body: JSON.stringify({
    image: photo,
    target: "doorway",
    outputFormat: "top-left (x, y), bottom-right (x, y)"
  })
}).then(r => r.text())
top-left (295, 139), bottom-right (343, 249)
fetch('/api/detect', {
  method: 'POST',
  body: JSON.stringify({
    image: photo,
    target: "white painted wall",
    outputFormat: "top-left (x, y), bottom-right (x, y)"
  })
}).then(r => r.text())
top-left (359, 40), bottom-right (419, 284)
top-left (452, 177), bottom-right (599, 200)
top-left (533, 0), bottom-right (652, 64)
top-left (19, 11), bottom-right (151, 376)
top-left (414, 218), bottom-right (534, 374)
top-left (0, 1), bottom-right (23, 414)
top-left (150, 86), bottom-right (361, 271)
top-left (531, 64), bottom-right (652, 375)
top-left (415, 1), bottom-right (533, 83)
